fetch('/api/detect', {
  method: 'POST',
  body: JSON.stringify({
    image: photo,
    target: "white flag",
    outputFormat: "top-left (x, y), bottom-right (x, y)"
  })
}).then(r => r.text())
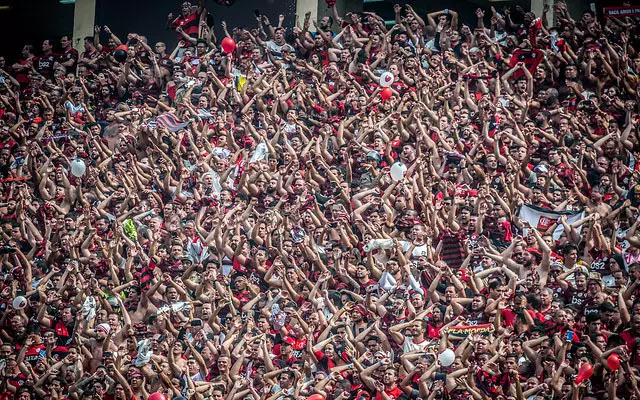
top-left (518, 204), bottom-right (584, 240)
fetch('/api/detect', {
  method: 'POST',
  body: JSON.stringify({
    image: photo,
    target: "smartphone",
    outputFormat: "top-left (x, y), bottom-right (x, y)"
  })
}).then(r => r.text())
top-left (254, 9), bottom-right (261, 18)
top-left (191, 320), bottom-right (202, 327)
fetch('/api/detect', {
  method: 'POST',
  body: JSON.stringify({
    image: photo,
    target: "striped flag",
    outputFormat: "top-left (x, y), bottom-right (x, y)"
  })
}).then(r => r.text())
top-left (143, 113), bottom-right (190, 132)
top-left (156, 112), bottom-right (190, 132)
top-left (138, 259), bottom-right (157, 292)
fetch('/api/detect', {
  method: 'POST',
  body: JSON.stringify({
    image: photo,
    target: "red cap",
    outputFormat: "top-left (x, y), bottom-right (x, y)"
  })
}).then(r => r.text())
top-left (526, 247), bottom-right (542, 261)
top-left (282, 336), bottom-right (295, 345)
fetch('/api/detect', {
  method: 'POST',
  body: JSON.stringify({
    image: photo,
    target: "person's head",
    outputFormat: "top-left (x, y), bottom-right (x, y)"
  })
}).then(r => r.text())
top-left (61, 306), bottom-right (75, 324)
top-left (274, 27), bottom-right (285, 43)
top-left (96, 323), bottom-right (111, 340)
top-left (319, 16), bottom-right (333, 30)
top-left (471, 294), bottom-right (486, 311)
top-left (196, 39), bottom-right (208, 55)
top-left (21, 44), bottom-right (34, 58)
top-left (17, 388), bottom-right (32, 400)
top-left (154, 42), bottom-right (167, 55)
top-left (365, 336), bottom-right (381, 353)
top-left (83, 36), bottom-right (95, 51)
top-left (181, 1), bottom-right (192, 16)
top-left (539, 338), bottom-right (554, 357)
top-left (540, 288), bottom-right (553, 307)
top-left (632, 313), bottom-right (640, 332)
top-left (0, 343), bottom-right (12, 359)
top-left (165, 285), bottom-right (179, 302)
top-left (382, 367), bottom-right (397, 386)
top-left (278, 370), bottom-right (295, 388)
top-left (60, 35), bottom-right (72, 50)
top-left (438, 12), bottom-right (453, 27)
top-left (504, 354), bottom-right (518, 371)
top-left (444, 285), bottom-right (457, 302)
top-left (280, 337), bottom-right (294, 356)
top-left (355, 264), bottom-right (370, 280)
top-left (95, 216), bottom-right (110, 234)
top-left (42, 39), bottom-right (54, 53)
top-left (574, 271), bottom-right (587, 290)
top-left (410, 291), bottom-right (425, 310)
top-left (563, 244), bottom-right (579, 265)
top-left (582, 10), bottom-right (595, 23)
top-left (210, 387), bottom-right (225, 400)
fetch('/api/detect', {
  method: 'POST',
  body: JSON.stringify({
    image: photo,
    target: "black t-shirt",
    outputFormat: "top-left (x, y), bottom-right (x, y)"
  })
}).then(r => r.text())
top-left (36, 53), bottom-right (57, 78)
top-left (50, 318), bottom-right (74, 346)
top-left (564, 287), bottom-right (588, 309)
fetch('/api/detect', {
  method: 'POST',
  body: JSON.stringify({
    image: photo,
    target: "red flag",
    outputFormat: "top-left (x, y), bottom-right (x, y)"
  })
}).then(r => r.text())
top-left (508, 49), bottom-right (544, 79)
top-left (529, 18), bottom-right (542, 48)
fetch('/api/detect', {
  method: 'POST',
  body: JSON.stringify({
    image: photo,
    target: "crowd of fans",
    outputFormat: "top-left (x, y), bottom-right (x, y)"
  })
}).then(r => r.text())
top-left (1, 0), bottom-right (640, 399)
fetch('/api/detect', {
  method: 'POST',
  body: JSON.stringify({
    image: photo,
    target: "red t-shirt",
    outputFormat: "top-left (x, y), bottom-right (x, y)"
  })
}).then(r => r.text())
top-left (375, 386), bottom-right (404, 400)
top-left (501, 309), bottom-right (537, 327)
top-left (619, 330), bottom-right (640, 365)
top-left (58, 47), bottom-right (79, 70)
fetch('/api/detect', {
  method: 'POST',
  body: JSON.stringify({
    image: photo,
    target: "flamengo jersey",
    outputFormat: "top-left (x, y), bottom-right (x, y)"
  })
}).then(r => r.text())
top-left (172, 12), bottom-right (199, 37)
top-left (36, 54), bottom-right (57, 78)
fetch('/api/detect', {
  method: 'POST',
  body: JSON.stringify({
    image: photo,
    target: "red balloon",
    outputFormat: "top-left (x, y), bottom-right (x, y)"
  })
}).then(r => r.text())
top-left (221, 37), bottom-right (236, 53)
top-left (148, 393), bottom-right (167, 400)
top-left (574, 362), bottom-right (593, 384)
top-left (306, 395), bottom-right (325, 400)
top-left (607, 353), bottom-right (620, 371)
top-left (380, 87), bottom-right (393, 101)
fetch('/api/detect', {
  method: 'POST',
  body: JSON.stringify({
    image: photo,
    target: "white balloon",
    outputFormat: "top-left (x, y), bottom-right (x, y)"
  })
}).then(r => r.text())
top-left (379, 71), bottom-right (394, 87)
top-left (70, 159), bottom-right (86, 177)
top-left (13, 296), bottom-right (27, 310)
top-left (390, 162), bottom-right (407, 181)
top-left (438, 348), bottom-right (455, 367)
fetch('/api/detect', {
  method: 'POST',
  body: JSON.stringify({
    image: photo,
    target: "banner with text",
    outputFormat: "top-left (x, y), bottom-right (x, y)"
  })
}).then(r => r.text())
top-left (448, 324), bottom-right (492, 340)
top-left (603, 6), bottom-right (640, 18)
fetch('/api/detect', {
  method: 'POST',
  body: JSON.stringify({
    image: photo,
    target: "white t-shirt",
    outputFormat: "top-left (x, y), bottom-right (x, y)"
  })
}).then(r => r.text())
top-left (400, 241), bottom-right (429, 258)
top-left (266, 41), bottom-right (285, 59)
top-left (402, 336), bottom-right (430, 353)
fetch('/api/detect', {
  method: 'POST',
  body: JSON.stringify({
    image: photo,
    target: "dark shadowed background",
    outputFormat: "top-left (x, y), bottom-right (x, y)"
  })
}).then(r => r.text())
top-left (0, 0), bottom-right (614, 64)
top-left (0, 0), bottom-right (297, 63)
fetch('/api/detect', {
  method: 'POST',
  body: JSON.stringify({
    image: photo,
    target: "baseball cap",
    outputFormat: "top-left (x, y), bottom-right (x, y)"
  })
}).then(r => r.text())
top-left (282, 336), bottom-right (295, 346)
top-left (526, 247), bottom-right (542, 262)
top-left (366, 151), bottom-right (382, 162)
